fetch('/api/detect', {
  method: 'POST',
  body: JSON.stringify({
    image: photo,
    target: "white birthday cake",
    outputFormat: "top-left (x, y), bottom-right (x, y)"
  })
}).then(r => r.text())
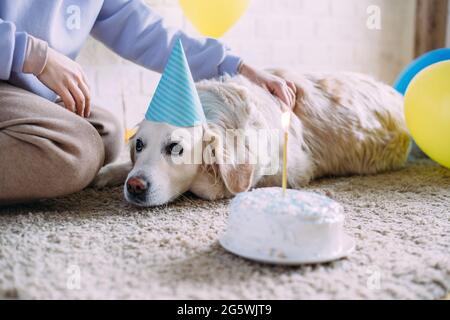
top-left (220, 187), bottom-right (352, 263)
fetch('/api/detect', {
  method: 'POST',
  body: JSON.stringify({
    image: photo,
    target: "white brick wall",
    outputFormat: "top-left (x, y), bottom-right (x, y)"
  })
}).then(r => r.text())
top-left (77, 0), bottom-right (416, 129)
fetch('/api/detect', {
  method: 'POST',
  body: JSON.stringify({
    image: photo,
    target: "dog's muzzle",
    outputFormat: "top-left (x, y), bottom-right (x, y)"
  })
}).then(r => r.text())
top-left (126, 176), bottom-right (149, 197)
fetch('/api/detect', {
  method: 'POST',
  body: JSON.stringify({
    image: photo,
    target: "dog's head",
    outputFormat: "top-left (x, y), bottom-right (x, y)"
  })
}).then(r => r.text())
top-left (125, 120), bottom-right (255, 207)
top-left (124, 82), bottom-right (262, 206)
top-left (124, 121), bottom-right (200, 206)
top-left (124, 79), bottom-right (261, 207)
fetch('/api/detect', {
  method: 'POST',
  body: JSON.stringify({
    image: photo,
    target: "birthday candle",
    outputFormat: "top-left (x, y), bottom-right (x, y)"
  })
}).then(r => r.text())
top-left (281, 112), bottom-right (291, 196)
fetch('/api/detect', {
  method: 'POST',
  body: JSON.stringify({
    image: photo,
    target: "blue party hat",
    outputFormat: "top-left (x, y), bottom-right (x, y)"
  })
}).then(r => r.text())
top-left (145, 39), bottom-right (206, 127)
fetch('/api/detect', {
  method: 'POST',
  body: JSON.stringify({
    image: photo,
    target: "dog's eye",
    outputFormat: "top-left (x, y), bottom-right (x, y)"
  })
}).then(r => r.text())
top-left (136, 139), bottom-right (144, 152)
top-left (166, 143), bottom-right (183, 156)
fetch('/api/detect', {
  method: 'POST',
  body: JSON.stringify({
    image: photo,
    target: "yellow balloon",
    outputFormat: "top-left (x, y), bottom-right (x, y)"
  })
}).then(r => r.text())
top-left (179, 0), bottom-right (250, 38)
top-left (404, 61), bottom-right (450, 169)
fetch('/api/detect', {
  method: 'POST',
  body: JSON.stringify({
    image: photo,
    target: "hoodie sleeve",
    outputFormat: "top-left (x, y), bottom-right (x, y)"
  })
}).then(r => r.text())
top-left (91, 0), bottom-right (241, 80)
top-left (0, 18), bottom-right (29, 80)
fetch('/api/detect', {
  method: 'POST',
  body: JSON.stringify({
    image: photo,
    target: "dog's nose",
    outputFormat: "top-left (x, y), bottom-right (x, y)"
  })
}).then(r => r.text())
top-left (126, 176), bottom-right (149, 195)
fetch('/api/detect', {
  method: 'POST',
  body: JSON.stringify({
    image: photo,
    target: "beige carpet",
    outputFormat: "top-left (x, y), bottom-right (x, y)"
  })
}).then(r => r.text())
top-left (0, 159), bottom-right (449, 300)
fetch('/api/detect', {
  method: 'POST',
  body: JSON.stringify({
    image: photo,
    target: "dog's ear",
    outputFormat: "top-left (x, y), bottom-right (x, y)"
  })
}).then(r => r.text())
top-left (219, 163), bottom-right (255, 194)
top-left (203, 126), bottom-right (255, 195)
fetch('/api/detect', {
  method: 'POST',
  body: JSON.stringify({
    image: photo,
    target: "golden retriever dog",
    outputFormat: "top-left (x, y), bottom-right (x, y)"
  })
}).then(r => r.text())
top-left (93, 70), bottom-right (411, 206)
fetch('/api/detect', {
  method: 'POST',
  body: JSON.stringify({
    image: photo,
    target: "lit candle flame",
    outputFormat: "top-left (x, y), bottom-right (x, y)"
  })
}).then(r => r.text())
top-left (281, 112), bottom-right (291, 131)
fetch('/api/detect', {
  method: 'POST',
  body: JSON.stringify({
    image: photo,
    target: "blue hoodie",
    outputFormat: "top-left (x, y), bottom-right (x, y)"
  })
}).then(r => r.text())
top-left (0, 0), bottom-right (241, 101)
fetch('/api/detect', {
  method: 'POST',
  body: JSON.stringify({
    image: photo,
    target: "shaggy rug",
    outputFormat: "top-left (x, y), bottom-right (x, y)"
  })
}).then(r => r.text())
top-left (0, 159), bottom-right (449, 300)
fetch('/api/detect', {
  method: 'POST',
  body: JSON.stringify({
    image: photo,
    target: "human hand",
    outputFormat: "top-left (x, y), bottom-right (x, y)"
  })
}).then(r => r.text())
top-left (37, 47), bottom-right (91, 117)
top-left (238, 63), bottom-right (296, 109)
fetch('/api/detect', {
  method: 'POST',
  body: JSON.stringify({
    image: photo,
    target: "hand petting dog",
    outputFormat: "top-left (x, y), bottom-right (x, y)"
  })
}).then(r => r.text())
top-left (239, 63), bottom-right (297, 109)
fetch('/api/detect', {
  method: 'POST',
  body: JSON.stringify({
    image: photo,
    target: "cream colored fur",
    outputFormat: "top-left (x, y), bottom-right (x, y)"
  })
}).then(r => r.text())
top-left (94, 70), bottom-right (411, 206)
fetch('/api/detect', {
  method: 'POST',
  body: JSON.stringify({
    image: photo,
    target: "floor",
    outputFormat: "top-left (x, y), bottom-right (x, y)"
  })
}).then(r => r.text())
top-left (0, 159), bottom-right (449, 299)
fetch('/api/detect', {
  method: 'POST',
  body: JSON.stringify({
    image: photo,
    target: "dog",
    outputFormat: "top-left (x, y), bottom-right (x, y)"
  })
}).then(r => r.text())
top-left (93, 69), bottom-right (411, 206)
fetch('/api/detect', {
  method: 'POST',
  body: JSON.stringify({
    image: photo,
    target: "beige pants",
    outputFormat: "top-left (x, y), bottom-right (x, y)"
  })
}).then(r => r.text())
top-left (0, 82), bottom-right (123, 205)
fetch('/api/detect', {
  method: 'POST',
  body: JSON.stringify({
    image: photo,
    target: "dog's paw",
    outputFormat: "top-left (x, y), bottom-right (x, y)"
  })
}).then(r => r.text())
top-left (91, 163), bottom-right (131, 189)
top-left (92, 167), bottom-right (118, 189)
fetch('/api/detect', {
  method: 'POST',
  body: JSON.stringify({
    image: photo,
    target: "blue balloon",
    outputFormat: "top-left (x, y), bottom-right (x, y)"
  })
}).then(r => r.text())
top-left (394, 48), bottom-right (450, 95)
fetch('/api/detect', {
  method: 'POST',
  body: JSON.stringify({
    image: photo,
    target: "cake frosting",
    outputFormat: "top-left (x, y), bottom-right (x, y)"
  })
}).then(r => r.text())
top-left (221, 187), bottom-right (348, 260)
